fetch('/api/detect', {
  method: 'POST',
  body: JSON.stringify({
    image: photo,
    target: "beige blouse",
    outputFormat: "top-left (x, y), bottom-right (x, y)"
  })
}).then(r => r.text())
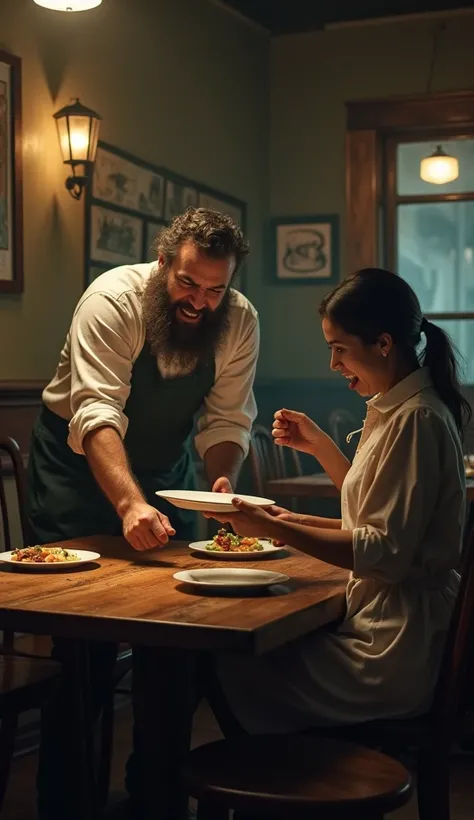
top-left (217, 367), bottom-right (466, 732)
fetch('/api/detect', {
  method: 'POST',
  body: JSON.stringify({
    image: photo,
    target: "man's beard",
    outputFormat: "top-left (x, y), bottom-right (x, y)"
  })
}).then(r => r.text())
top-left (142, 268), bottom-right (232, 370)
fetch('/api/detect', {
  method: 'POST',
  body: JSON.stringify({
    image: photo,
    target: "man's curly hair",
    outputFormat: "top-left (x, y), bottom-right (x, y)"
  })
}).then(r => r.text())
top-left (154, 207), bottom-right (249, 274)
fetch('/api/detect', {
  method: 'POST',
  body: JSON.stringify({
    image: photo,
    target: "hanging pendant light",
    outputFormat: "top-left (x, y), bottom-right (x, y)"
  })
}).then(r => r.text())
top-left (419, 23), bottom-right (460, 185)
top-left (420, 145), bottom-right (459, 185)
top-left (33, 0), bottom-right (102, 11)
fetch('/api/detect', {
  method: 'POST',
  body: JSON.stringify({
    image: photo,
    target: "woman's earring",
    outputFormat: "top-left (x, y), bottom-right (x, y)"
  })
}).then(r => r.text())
top-left (382, 349), bottom-right (388, 358)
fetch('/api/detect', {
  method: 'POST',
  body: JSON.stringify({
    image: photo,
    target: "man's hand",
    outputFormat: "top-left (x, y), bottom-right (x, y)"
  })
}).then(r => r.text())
top-left (212, 476), bottom-right (233, 494)
top-left (122, 501), bottom-right (176, 551)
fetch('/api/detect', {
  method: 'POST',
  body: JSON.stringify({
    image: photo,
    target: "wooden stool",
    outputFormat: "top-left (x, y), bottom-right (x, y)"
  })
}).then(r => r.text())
top-left (183, 734), bottom-right (413, 819)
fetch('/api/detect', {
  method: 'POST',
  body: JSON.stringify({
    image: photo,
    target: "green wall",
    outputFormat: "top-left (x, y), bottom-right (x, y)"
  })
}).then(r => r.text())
top-left (263, 15), bottom-right (474, 379)
top-left (0, 0), bottom-right (269, 379)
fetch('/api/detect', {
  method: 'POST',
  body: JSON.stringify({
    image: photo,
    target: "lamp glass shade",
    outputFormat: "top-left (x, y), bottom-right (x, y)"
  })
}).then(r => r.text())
top-left (420, 147), bottom-right (459, 185)
top-left (34, 0), bottom-right (102, 10)
top-left (54, 99), bottom-right (101, 164)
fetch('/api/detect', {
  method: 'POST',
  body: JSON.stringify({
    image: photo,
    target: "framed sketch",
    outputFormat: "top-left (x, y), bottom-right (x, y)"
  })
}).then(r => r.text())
top-left (85, 263), bottom-right (109, 288)
top-left (89, 204), bottom-right (144, 267)
top-left (144, 220), bottom-right (165, 262)
top-left (199, 192), bottom-right (243, 228)
top-left (271, 215), bottom-right (339, 285)
top-left (0, 50), bottom-right (23, 294)
top-left (93, 143), bottom-right (165, 219)
top-left (165, 180), bottom-right (198, 221)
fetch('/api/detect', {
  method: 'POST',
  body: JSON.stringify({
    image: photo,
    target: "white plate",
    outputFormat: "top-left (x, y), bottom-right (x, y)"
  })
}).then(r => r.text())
top-left (156, 490), bottom-right (274, 513)
top-left (174, 567), bottom-right (289, 590)
top-left (0, 549), bottom-right (101, 571)
top-left (189, 539), bottom-right (286, 560)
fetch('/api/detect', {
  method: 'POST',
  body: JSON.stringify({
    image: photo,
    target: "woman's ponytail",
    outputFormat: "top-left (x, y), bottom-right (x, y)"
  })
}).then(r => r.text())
top-left (422, 318), bottom-right (471, 435)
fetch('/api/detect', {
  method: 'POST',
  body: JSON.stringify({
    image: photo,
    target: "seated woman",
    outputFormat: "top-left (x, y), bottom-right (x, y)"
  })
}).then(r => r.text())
top-left (208, 267), bottom-right (469, 734)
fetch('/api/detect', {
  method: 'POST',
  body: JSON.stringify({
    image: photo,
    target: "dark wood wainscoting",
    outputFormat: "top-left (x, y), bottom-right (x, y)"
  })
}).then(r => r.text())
top-left (0, 381), bottom-right (45, 472)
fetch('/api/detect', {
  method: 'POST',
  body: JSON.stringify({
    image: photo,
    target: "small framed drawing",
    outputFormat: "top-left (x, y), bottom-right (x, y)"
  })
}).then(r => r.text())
top-left (86, 263), bottom-right (109, 287)
top-left (199, 192), bottom-right (243, 228)
top-left (93, 143), bottom-right (165, 219)
top-left (89, 204), bottom-right (144, 267)
top-left (271, 215), bottom-right (339, 285)
top-left (144, 220), bottom-right (165, 262)
top-left (0, 50), bottom-right (23, 294)
top-left (165, 180), bottom-right (198, 221)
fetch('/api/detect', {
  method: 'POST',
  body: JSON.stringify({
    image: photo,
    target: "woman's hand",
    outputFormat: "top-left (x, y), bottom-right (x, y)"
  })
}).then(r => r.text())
top-left (272, 409), bottom-right (322, 456)
top-left (206, 497), bottom-right (275, 539)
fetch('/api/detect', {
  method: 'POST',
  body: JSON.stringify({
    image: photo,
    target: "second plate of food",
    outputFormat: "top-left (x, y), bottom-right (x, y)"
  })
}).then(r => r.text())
top-left (189, 530), bottom-right (286, 560)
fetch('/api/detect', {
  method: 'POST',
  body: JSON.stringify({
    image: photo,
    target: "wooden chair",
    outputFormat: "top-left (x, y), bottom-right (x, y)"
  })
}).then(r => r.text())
top-left (328, 408), bottom-right (359, 458)
top-left (322, 522), bottom-right (474, 820)
top-left (0, 437), bottom-right (61, 809)
top-left (183, 734), bottom-right (413, 819)
top-left (0, 437), bottom-right (51, 660)
top-left (0, 436), bottom-right (130, 811)
top-left (249, 425), bottom-right (302, 505)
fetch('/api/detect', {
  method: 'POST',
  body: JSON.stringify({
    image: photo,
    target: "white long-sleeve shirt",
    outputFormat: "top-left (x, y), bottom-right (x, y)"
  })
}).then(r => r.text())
top-left (42, 263), bottom-right (260, 459)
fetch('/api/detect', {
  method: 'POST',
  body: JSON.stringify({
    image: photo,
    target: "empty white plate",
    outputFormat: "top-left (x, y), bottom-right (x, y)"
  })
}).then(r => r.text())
top-left (189, 540), bottom-right (286, 560)
top-left (0, 548), bottom-right (101, 571)
top-left (174, 567), bottom-right (289, 591)
top-left (156, 490), bottom-right (274, 513)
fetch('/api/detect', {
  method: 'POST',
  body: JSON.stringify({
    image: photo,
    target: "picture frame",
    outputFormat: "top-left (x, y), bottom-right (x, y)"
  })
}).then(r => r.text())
top-left (271, 215), bottom-right (339, 285)
top-left (89, 203), bottom-right (144, 267)
top-left (84, 140), bottom-right (248, 293)
top-left (93, 142), bottom-right (165, 219)
top-left (0, 50), bottom-right (23, 294)
top-left (164, 180), bottom-right (198, 221)
top-left (144, 219), bottom-right (166, 263)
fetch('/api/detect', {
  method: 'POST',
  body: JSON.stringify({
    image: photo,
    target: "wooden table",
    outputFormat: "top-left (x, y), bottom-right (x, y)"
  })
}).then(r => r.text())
top-left (0, 536), bottom-right (348, 820)
top-left (268, 473), bottom-right (474, 501)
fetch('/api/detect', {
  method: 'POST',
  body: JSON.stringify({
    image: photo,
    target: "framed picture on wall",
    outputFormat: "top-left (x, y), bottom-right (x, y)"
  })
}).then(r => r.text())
top-left (89, 204), bottom-right (144, 267)
top-left (93, 143), bottom-right (165, 219)
top-left (0, 50), bottom-right (23, 294)
top-left (85, 140), bottom-right (248, 293)
top-left (144, 220), bottom-right (165, 262)
top-left (164, 180), bottom-right (199, 221)
top-left (86, 263), bottom-right (109, 287)
top-left (199, 192), bottom-right (244, 228)
top-left (271, 215), bottom-right (339, 285)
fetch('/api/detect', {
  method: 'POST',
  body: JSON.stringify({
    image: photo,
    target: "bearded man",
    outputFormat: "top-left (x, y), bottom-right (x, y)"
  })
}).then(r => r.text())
top-left (28, 207), bottom-right (258, 547)
top-left (27, 207), bottom-right (259, 819)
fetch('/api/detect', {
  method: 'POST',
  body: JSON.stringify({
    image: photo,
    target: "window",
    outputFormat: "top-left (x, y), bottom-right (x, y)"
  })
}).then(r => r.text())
top-left (384, 133), bottom-right (474, 383)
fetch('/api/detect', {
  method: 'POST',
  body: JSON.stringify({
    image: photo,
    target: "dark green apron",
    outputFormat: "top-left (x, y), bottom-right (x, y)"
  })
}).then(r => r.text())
top-left (27, 342), bottom-right (215, 543)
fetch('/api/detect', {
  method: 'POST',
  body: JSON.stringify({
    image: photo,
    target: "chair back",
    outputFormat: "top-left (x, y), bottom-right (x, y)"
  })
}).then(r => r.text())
top-left (431, 523), bottom-right (474, 737)
top-left (0, 437), bottom-right (29, 655)
top-left (0, 437), bottom-right (29, 553)
top-left (329, 408), bottom-right (359, 456)
top-left (249, 424), bottom-right (302, 498)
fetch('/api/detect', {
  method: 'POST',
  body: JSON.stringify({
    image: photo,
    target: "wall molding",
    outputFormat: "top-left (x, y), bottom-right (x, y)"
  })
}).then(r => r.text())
top-left (0, 381), bottom-right (45, 472)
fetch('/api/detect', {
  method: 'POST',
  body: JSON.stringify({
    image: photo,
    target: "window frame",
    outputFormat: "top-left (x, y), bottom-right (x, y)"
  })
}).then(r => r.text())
top-left (383, 128), bottom-right (474, 321)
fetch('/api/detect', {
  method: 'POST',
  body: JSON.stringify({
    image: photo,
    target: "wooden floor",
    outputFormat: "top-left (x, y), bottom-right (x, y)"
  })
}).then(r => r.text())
top-left (2, 698), bottom-right (474, 819)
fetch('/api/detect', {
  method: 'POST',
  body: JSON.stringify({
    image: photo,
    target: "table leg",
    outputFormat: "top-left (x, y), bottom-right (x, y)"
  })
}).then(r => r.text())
top-left (132, 646), bottom-right (198, 820)
top-left (69, 640), bottom-right (99, 820)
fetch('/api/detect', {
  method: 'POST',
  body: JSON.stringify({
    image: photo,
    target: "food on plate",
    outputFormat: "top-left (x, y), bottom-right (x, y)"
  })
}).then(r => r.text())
top-left (206, 529), bottom-right (264, 552)
top-left (11, 546), bottom-right (78, 563)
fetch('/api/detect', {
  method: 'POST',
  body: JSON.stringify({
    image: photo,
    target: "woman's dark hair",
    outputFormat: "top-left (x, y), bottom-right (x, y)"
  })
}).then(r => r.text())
top-left (319, 267), bottom-right (471, 435)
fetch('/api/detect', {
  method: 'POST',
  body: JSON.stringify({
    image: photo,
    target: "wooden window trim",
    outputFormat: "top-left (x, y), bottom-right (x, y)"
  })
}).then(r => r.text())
top-left (345, 91), bottom-right (474, 272)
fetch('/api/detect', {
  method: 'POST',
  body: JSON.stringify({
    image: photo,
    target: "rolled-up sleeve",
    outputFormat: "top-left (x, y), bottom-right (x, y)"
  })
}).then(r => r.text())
top-left (352, 408), bottom-right (443, 584)
top-left (194, 311), bottom-right (259, 459)
top-left (67, 292), bottom-right (138, 455)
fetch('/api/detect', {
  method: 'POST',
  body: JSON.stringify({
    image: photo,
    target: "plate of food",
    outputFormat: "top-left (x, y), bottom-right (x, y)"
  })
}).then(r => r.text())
top-left (173, 567), bottom-right (289, 592)
top-left (189, 529), bottom-right (286, 559)
top-left (0, 546), bottom-right (101, 571)
top-left (155, 490), bottom-right (274, 513)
